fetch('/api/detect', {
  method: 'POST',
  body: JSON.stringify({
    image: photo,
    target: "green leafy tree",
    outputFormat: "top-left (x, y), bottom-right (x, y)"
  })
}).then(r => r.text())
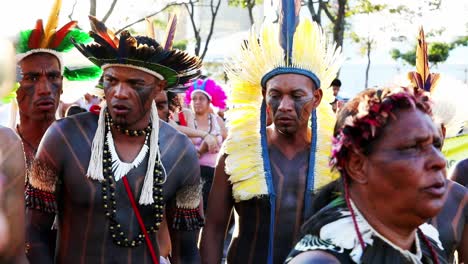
top-left (391, 35), bottom-right (468, 67)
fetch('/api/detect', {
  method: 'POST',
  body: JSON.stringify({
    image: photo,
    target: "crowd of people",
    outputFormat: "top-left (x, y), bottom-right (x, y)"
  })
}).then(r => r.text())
top-left (0, 0), bottom-right (466, 264)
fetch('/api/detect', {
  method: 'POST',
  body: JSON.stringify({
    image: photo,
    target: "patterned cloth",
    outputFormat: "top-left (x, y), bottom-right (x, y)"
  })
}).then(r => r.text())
top-left (285, 197), bottom-right (448, 264)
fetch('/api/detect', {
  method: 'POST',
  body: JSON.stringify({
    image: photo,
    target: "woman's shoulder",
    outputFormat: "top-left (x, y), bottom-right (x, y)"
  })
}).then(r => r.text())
top-left (286, 250), bottom-right (342, 264)
top-left (286, 234), bottom-right (349, 264)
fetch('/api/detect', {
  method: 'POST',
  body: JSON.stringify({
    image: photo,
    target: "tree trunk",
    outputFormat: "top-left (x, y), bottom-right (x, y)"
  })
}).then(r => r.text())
top-left (307, 0), bottom-right (321, 25)
top-left (200, 0), bottom-right (222, 60)
top-left (184, 1), bottom-right (201, 56)
top-left (247, 0), bottom-right (255, 26)
top-left (365, 40), bottom-right (372, 88)
top-left (90, 0), bottom-right (97, 16)
top-left (102, 0), bottom-right (118, 23)
top-left (333, 0), bottom-right (346, 49)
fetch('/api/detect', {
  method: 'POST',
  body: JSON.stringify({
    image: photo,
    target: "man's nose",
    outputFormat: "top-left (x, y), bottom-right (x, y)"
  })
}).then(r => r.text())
top-left (36, 77), bottom-right (52, 96)
top-left (278, 96), bottom-right (294, 112)
top-left (114, 83), bottom-right (130, 99)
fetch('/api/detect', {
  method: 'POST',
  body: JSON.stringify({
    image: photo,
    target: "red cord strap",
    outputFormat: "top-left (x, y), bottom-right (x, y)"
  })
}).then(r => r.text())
top-left (122, 176), bottom-right (159, 264)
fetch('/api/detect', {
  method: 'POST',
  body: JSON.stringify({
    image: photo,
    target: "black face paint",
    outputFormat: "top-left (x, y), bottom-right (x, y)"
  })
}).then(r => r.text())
top-left (17, 71), bottom-right (62, 121)
top-left (134, 82), bottom-right (156, 117)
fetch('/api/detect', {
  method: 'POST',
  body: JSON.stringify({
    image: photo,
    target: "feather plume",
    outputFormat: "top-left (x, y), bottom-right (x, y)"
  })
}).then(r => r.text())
top-left (163, 14), bottom-right (177, 51)
top-left (279, 0), bottom-right (301, 65)
top-left (145, 18), bottom-right (156, 39)
top-left (89, 15), bottom-right (118, 49)
top-left (415, 27), bottom-right (429, 89)
top-left (56, 29), bottom-right (92, 52)
top-left (50, 21), bottom-right (78, 49)
top-left (40, 0), bottom-right (62, 48)
top-left (409, 27), bottom-right (440, 93)
top-left (28, 20), bottom-right (44, 49)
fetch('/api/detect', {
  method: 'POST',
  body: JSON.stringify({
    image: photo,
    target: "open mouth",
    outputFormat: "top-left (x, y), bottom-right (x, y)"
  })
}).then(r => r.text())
top-left (112, 104), bottom-right (130, 114)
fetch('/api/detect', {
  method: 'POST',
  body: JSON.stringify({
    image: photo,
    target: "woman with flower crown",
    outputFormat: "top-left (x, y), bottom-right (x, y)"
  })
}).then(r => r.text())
top-left (286, 86), bottom-right (448, 264)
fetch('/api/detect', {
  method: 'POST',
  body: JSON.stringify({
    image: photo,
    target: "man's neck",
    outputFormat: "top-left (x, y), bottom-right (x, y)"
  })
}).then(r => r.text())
top-left (350, 191), bottom-right (417, 251)
top-left (268, 125), bottom-right (310, 159)
top-left (18, 116), bottom-right (55, 149)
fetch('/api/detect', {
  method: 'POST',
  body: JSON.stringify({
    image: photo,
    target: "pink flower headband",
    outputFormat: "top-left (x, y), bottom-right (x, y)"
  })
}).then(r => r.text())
top-left (185, 78), bottom-right (227, 109)
top-left (329, 87), bottom-right (431, 171)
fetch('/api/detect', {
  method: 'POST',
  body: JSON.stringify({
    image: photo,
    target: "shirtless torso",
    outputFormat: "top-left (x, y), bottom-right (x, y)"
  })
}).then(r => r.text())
top-left (26, 113), bottom-right (201, 263)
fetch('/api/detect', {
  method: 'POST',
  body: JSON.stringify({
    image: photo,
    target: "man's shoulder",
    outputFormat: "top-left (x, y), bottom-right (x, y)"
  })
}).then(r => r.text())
top-left (159, 120), bottom-right (192, 144)
top-left (54, 112), bottom-right (98, 130)
top-left (0, 125), bottom-right (20, 144)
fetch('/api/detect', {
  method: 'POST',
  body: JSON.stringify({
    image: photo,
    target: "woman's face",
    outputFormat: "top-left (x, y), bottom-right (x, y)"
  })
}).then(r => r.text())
top-left (191, 92), bottom-right (210, 114)
top-left (363, 108), bottom-right (447, 222)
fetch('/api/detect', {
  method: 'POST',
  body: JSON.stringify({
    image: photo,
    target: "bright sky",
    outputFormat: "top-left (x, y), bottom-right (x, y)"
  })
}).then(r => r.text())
top-left (1, 0), bottom-right (466, 60)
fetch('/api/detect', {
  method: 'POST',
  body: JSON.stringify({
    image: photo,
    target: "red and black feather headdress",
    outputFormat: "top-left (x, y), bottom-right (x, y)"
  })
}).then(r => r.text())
top-left (72, 16), bottom-right (201, 89)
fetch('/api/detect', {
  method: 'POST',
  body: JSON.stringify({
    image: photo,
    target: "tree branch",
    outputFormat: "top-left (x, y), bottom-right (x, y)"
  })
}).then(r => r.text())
top-left (68, 0), bottom-right (78, 21)
top-left (90, 0), bottom-right (97, 17)
top-left (200, 0), bottom-right (221, 60)
top-left (115, 2), bottom-right (188, 35)
top-left (102, 0), bottom-right (118, 23)
top-left (321, 1), bottom-right (336, 23)
top-left (185, 1), bottom-right (201, 55)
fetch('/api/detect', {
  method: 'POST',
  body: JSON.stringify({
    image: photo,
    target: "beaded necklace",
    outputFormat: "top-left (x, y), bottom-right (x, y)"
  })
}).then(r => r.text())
top-left (194, 113), bottom-right (212, 134)
top-left (105, 111), bottom-right (152, 137)
top-left (102, 113), bottom-right (165, 247)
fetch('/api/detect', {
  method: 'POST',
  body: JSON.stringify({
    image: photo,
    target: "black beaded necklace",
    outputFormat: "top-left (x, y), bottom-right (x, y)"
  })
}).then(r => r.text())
top-left (102, 112), bottom-right (165, 247)
top-left (105, 111), bottom-right (152, 137)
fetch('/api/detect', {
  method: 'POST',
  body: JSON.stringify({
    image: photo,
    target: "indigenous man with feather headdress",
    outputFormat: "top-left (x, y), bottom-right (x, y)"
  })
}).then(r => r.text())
top-left (200, 0), bottom-right (343, 263)
top-left (25, 14), bottom-right (204, 264)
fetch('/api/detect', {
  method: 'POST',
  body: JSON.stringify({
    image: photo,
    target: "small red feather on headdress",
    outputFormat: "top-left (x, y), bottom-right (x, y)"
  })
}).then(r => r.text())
top-left (50, 21), bottom-right (78, 48)
top-left (89, 15), bottom-right (119, 49)
top-left (28, 19), bottom-right (44, 49)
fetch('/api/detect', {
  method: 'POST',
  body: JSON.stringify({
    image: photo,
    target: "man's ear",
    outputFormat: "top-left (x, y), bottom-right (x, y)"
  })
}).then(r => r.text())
top-left (344, 150), bottom-right (368, 184)
top-left (312, 88), bottom-right (323, 108)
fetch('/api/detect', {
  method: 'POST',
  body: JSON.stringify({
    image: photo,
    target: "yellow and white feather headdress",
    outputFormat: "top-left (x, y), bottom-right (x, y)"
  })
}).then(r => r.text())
top-left (223, 0), bottom-right (343, 204)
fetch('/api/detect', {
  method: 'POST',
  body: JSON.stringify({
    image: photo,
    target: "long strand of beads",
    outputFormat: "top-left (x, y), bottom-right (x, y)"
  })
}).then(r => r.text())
top-left (102, 112), bottom-right (166, 247)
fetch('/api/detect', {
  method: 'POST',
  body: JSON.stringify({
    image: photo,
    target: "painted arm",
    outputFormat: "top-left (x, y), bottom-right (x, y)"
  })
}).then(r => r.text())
top-left (167, 116), bottom-right (218, 152)
top-left (200, 154), bottom-right (234, 264)
top-left (166, 137), bottom-right (203, 264)
top-left (25, 123), bottom-right (63, 263)
top-left (0, 127), bottom-right (27, 263)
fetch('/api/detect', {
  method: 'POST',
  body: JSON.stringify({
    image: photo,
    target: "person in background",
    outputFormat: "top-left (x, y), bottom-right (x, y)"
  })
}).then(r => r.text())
top-left (155, 90), bottom-right (170, 122)
top-left (184, 78), bottom-right (227, 212)
top-left (330, 78), bottom-right (341, 97)
top-left (167, 90), bottom-right (220, 154)
top-left (14, 0), bottom-right (100, 173)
